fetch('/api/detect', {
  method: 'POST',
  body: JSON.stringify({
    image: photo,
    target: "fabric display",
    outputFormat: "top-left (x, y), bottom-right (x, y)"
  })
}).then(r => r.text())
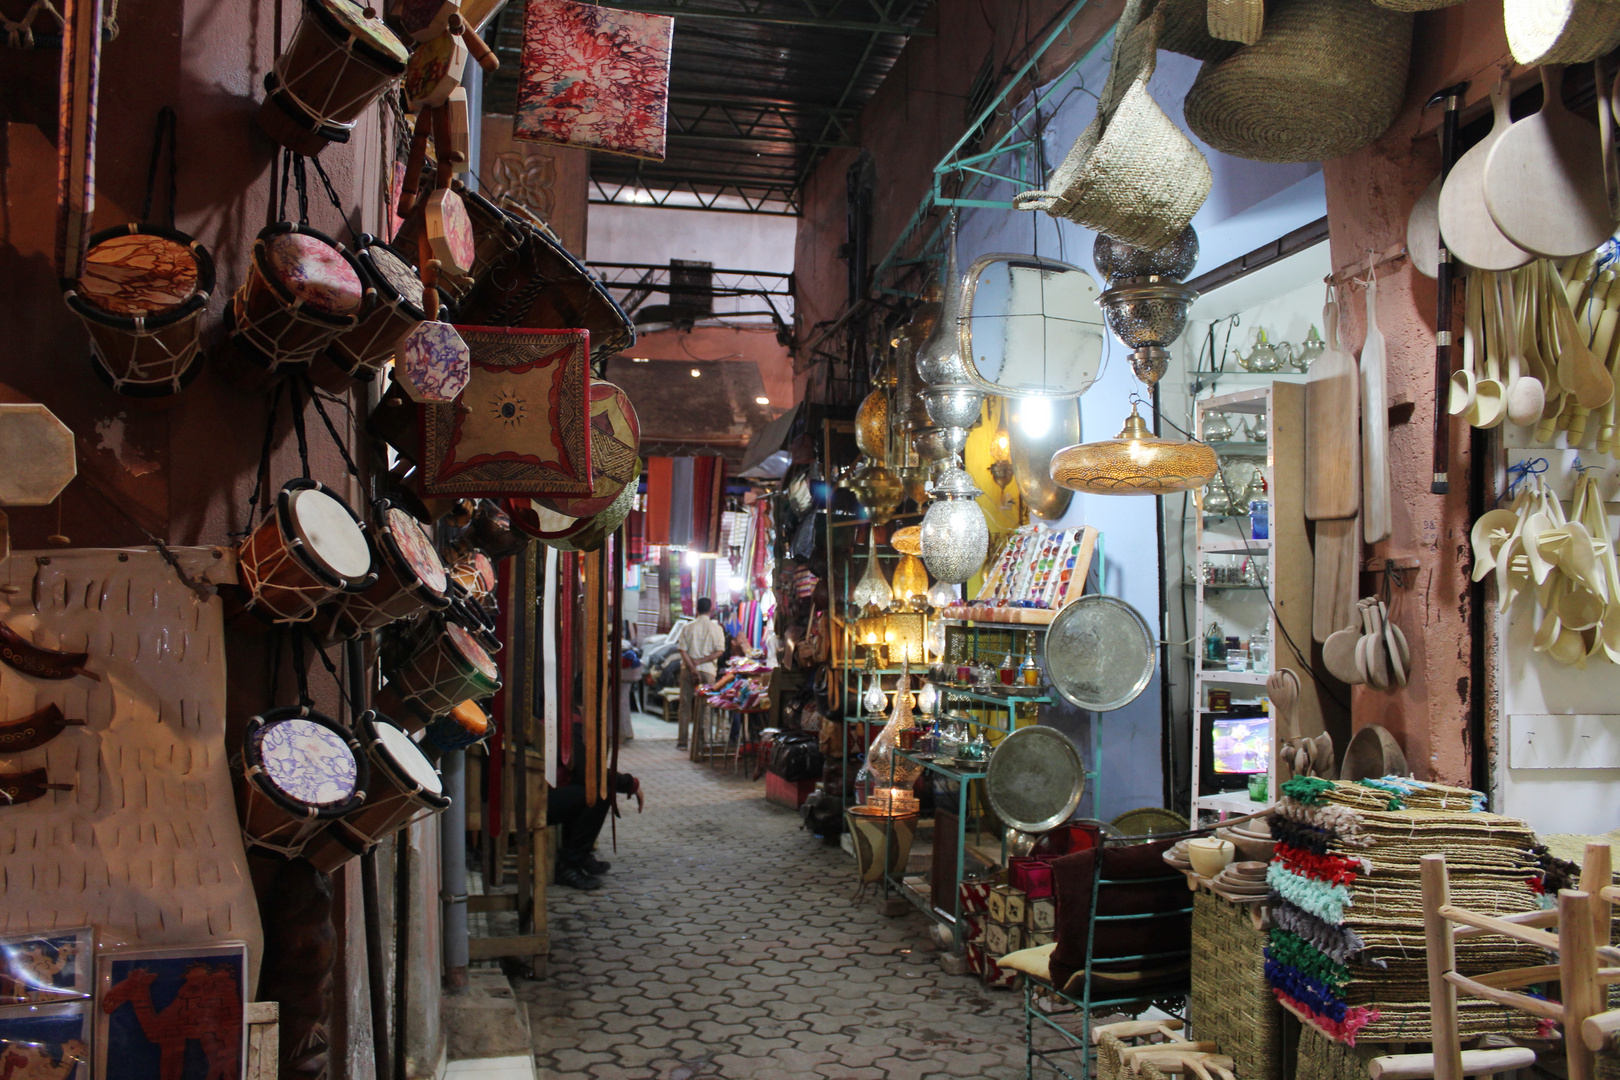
top-left (643, 455), bottom-right (729, 553)
top-left (1265, 776), bottom-right (1545, 1046)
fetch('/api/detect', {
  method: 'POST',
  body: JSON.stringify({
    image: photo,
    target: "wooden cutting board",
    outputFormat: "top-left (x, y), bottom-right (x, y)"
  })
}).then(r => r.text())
top-left (1362, 274), bottom-right (1393, 544)
top-left (1305, 297), bottom-right (1361, 519)
top-left (1438, 80), bottom-right (1534, 272)
top-left (1484, 65), bottom-right (1616, 259)
top-left (1313, 515), bottom-right (1361, 643)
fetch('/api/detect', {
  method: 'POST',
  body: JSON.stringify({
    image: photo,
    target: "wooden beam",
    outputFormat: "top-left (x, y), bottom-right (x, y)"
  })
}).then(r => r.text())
top-left (1369, 1048), bottom-right (1536, 1080)
top-left (1560, 890), bottom-right (1601, 1080)
top-left (1452, 908), bottom-right (1559, 939)
top-left (466, 895), bottom-right (518, 914)
top-left (1468, 964), bottom-right (1561, 990)
top-left (1443, 972), bottom-right (1564, 1021)
top-left (1440, 904), bottom-right (1563, 950)
top-left (467, 933), bottom-right (547, 961)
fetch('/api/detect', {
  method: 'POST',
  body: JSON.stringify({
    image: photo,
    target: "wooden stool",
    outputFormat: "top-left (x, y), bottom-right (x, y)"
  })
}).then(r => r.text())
top-left (659, 686), bottom-right (681, 724)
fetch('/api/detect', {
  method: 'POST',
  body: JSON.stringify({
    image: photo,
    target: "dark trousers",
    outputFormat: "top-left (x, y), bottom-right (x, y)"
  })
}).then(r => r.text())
top-left (547, 784), bottom-right (611, 869)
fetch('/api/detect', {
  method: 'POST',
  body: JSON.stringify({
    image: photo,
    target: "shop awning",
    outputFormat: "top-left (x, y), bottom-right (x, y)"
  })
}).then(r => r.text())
top-left (736, 405), bottom-right (799, 479)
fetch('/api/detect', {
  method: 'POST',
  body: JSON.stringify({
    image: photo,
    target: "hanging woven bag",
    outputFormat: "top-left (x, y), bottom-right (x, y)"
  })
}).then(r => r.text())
top-left (1505, 0), bottom-right (1620, 65)
top-left (1014, 6), bottom-right (1212, 249)
top-left (1182, 0), bottom-right (1413, 164)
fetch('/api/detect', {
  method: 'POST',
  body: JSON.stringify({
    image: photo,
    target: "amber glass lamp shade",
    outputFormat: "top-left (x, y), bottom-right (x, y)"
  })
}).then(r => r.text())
top-left (855, 389), bottom-right (890, 458)
top-left (1050, 404), bottom-right (1217, 496)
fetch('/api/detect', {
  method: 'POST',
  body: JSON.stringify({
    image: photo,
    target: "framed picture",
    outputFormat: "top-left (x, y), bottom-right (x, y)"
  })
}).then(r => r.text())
top-left (94, 944), bottom-right (246, 1080)
top-left (0, 928), bottom-right (93, 1006)
top-left (0, 1000), bottom-right (92, 1080)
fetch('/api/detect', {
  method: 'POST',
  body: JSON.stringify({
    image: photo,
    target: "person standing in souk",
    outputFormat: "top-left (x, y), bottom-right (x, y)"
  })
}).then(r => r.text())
top-left (675, 596), bottom-right (725, 751)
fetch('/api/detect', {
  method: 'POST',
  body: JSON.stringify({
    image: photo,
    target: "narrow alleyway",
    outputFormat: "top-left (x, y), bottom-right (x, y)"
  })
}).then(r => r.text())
top-left (514, 720), bottom-right (1029, 1080)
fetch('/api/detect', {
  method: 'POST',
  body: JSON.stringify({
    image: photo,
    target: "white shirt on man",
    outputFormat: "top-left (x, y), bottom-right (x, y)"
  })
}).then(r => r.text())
top-left (677, 613), bottom-right (725, 680)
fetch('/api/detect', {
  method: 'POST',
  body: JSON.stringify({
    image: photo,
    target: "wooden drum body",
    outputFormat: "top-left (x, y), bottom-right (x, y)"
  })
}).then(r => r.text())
top-left (237, 478), bottom-right (377, 624)
top-left (320, 238), bottom-right (428, 386)
top-left (236, 706), bottom-right (369, 861)
top-left (314, 501), bottom-right (449, 641)
top-left (304, 712), bottom-right (449, 872)
top-left (382, 619), bottom-right (500, 724)
top-left (448, 551), bottom-right (496, 607)
top-left (226, 223), bottom-right (369, 388)
top-left (62, 224), bottom-right (216, 400)
top-left (423, 699), bottom-right (490, 752)
top-left (257, 0), bottom-right (409, 156)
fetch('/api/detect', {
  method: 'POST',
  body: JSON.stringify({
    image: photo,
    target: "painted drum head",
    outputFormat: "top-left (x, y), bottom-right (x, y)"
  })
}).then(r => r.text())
top-left (425, 188), bottom-right (477, 277)
top-left (371, 717), bottom-right (443, 795)
top-left (385, 505), bottom-right (448, 596)
top-left (365, 242), bottom-right (426, 313)
top-left (315, 0), bottom-right (410, 66)
top-left (537, 382), bottom-right (640, 519)
top-left (258, 716), bottom-right (359, 807)
top-left (290, 485), bottom-right (373, 582)
top-left (403, 31), bottom-right (466, 110)
top-left (78, 233), bottom-right (198, 317)
top-left (446, 621), bottom-right (499, 680)
top-left (264, 231), bottom-right (364, 316)
top-left (392, 0), bottom-right (453, 42)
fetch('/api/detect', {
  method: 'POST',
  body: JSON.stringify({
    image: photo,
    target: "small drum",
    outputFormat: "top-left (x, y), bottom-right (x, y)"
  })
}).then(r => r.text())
top-left (237, 478), bottom-right (377, 624)
top-left (457, 203), bottom-right (635, 361)
top-left (236, 706), bottom-right (369, 861)
top-left (448, 551), bottom-right (496, 607)
top-left (402, 30), bottom-right (467, 110)
top-left (422, 699), bottom-right (490, 751)
top-left (62, 224), bottom-right (216, 400)
top-left (392, 180), bottom-right (521, 307)
top-left (257, 0), bottom-right (410, 157)
top-left (383, 618), bottom-right (501, 724)
top-left (226, 223), bottom-right (370, 388)
top-left (313, 500), bottom-right (449, 641)
top-left (319, 237), bottom-right (427, 387)
top-left (303, 712), bottom-right (449, 872)
top-left (446, 587), bottom-right (501, 654)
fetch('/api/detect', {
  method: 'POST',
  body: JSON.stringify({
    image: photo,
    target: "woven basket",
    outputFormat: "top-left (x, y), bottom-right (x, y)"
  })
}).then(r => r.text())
top-left (1294, 1020), bottom-right (1379, 1080)
top-left (1207, 0), bottom-right (1263, 43)
top-left (1505, 0), bottom-right (1620, 64)
top-left (1182, 0), bottom-right (1413, 164)
top-left (1015, 6), bottom-right (1211, 248)
top-left (1156, 0), bottom-right (1240, 61)
top-left (1191, 890), bottom-right (1283, 1080)
top-left (1370, 0), bottom-right (1465, 8)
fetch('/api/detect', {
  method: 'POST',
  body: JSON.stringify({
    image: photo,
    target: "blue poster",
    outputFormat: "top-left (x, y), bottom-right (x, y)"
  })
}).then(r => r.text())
top-left (95, 946), bottom-right (245, 1080)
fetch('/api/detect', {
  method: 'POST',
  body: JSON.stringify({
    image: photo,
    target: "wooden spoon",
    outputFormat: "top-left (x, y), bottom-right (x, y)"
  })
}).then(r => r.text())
top-left (1265, 668), bottom-right (1301, 740)
top-left (1449, 271), bottom-right (1480, 417)
top-left (1380, 599), bottom-right (1408, 688)
top-left (1502, 269), bottom-right (1546, 426)
top-left (1361, 600), bottom-right (1389, 690)
top-left (1323, 615), bottom-right (1366, 685)
top-left (1470, 271), bottom-right (1508, 428)
top-left (1361, 273), bottom-right (1392, 544)
top-left (1471, 506), bottom-right (1523, 581)
top-left (1485, 65), bottom-right (1618, 259)
top-left (1547, 269), bottom-right (1614, 410)
top-left (1439, 80), bottom-right (1535, 271)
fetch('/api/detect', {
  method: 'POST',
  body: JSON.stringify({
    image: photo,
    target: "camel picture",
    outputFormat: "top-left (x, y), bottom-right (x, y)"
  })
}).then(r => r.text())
top-left (95, 945), bottom-right (247, 1080)
top-left (0, 1005), bottom-right (92, 1080)
top-left (0, 930), bottom-right (91, 1006)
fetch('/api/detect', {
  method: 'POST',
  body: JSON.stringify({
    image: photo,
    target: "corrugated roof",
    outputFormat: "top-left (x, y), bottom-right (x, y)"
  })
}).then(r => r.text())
top-left (485, 0), bottom-right (934, 212)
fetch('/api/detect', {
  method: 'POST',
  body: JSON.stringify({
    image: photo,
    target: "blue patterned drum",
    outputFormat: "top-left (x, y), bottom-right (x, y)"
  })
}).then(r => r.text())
top-left (237, 706), bottom-right (369, 860)
top-left (303, 712), bottom-right (449, 873)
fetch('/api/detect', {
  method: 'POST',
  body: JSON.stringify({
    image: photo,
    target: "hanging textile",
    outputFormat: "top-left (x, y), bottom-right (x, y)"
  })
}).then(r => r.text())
top-left (668, 456), bottom-right (695, 549)
top-left (626, 506), bottom-right (646, 561)
top-left (645, 457), bottom-right (673, 545)
top-left (543, 546), bottom-right (559, 786)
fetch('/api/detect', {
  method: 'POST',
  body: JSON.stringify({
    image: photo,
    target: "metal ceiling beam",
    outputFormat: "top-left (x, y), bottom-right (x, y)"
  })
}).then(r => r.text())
top-left (592, 0), bottom-right (932, 35)
top-left (590, 177), bottom-right (801, 215)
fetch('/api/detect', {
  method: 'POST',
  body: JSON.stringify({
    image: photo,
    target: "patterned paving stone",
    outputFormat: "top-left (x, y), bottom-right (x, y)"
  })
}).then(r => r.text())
top-left (515, 735), bottom-right (1027, 1079)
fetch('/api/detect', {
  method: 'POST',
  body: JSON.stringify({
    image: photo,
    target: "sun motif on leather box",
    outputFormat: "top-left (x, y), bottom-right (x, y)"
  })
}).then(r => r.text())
top-left (490, 387), bottom-right (527, 428)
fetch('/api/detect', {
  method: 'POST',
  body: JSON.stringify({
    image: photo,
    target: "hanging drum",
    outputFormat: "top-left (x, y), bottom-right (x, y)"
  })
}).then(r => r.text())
top-left (455, 202), bottom-right (636, 361)
top-left (381, 618), bottom-right (500, 725)
top-left (422, 698), bottom-right (490, 752)
top-left (447, 550), bottom-right (496, 608)
top-left (317, 236), bottom-right (428, 387)
top-left (311, 499), bottom-right (449, 642)
top-left (445, 584), bottom-right (500, 654)
top-left (537, 382), bottom-right (641, 519)
top-left (391, 180), bottom-right (521, 307)
top-left (61, 224), bottom-right (215, 400)
top-left (236, 478), bottom-right (377, 625)
top-left (225, 223), bottom-right (370, 389)
top-left (235, 705), bottom-right (369, 862)
top-left (257, 0), bottom-right (410, 157)
top-left (302, 712), bottom-right (449, 873)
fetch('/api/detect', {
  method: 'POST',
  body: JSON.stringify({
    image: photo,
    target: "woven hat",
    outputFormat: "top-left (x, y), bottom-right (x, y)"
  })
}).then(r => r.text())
top-left (1183, 0), bottom-right (1414, 164)
top-left (1505, 0), bottom-right (1620, 65)
top-left (1015, 7), bottom-right (1212, 249)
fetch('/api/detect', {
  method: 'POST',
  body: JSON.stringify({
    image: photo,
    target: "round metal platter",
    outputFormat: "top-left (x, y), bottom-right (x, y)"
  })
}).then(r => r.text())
top-left (984, 724), bottom-right (1085, 834)
top-left (1042, 594), bottom-right (1156, 712)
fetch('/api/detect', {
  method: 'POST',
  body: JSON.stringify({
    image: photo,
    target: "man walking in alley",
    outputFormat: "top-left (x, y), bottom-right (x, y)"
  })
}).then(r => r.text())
top-left (675, 597), bottom-right (724, 751)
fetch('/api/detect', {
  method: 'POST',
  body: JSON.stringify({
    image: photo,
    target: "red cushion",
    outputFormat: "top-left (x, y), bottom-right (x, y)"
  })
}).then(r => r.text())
top-left (1048, 838), bottom-right (1192, 993)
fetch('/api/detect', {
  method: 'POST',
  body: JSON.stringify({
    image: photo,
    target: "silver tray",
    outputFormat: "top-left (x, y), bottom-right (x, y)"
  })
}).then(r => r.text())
top-left (984, 724), bottom-right (1085, 833)
top-left (1042, 594), bottom-right (1156, 711)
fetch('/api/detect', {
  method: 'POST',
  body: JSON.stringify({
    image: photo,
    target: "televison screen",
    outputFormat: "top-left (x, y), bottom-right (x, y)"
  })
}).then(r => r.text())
top-left (1211, 716), bottom-right (1270, 775)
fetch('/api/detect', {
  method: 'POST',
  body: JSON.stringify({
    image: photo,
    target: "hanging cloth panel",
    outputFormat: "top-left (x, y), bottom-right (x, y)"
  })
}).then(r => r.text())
top-left (543, 545), bottom-right (560, 786)
top-left (645, 457), bottom-right (673, 545)
top-left (668, 456), bottom-right (695, 549)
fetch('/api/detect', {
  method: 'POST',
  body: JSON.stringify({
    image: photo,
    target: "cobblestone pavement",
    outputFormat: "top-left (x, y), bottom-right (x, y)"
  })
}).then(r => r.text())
top-left (514, 739), bottom-right (1029, 1080)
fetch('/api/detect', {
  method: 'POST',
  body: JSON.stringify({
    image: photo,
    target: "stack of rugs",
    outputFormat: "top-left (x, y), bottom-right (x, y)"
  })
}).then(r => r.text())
top-left (1264, 776), bottom-right (1549, 1046)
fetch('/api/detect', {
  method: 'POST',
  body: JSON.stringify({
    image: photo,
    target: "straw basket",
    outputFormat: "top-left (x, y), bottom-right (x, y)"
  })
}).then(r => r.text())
top-left (1014, 7), bottom-right (1211, 248)
top-left (1182, 0), bottom-right (1413, 164)
top-left (1156, 0), bottom-right (1240, 61)
top-left (1505, 0), bottom-right (1620, 65)
top-left (1294, 1022), bottom-right (1379, 1080)
top-left (1191, 891), bottom-right (1282, 1080)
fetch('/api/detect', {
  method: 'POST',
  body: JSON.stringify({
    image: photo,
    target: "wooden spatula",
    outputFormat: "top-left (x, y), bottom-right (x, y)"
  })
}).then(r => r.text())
top-left (1313, 516), bottom-right (1360, 643)
top-left (1485, 65), bottom-right (1617, 259)
top-left (1305, 294), bottom-right (1361, 520)
top-left (1439, 80), bottom-right (1534, 272)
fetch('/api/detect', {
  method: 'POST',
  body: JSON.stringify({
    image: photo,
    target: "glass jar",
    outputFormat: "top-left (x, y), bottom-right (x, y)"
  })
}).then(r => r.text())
top-left (1226, 645), bottom-right (1249, 673)
top-left (1250, 624), bottom-right (1271, 675)
top-left (1019, 632), bottom-right (1041, 687)
top-left (999, 650), bottom-right (1016, 686)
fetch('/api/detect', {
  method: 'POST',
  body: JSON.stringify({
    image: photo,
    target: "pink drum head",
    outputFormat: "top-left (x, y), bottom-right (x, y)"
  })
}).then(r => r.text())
top-left (445, 622), bottom-right (499, 680)
top-left (385, 506), bottom-right (447, 596)
top-left (258, 717), bottom-right (358, 806)
top-left (264, 232), bottom-right (364, 316)
top-left (79, 233), bottom-right (198, 317)
top-left (538, 382), bottom-right (641, 519)
top-left (426, 189), bottom-right (477, 277)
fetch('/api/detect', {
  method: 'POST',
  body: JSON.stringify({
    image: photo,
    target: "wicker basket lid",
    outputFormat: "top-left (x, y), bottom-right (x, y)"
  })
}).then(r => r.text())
top-left (1182, 0), bottom-right (1413, 164)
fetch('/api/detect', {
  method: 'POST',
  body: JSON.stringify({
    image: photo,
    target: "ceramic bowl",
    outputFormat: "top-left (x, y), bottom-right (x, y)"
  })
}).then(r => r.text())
top-left (1215, 827), bottom-right (1276, 864)
top-left (1186, 837), bottom-right (1234, 878)
top-left (1228, 861), bottom-right (1269, 880)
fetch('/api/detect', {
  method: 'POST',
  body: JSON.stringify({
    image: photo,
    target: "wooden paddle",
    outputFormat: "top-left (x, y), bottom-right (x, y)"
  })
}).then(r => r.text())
top-left (1361, 273), bottom-right (1393, 544)
top-left (1313, 515), bottom-right (1361, 643)
top-left (1438, 80), bottom-right (1534, 272)
top-left (1485, 65), bottom-right (1617, 259)
top-left (1305, 293), bottom-right (1361, 519)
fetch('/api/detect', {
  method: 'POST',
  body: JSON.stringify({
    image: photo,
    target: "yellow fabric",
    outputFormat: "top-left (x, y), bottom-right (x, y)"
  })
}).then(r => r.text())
top-left (997, 942), bottom-right (1057, 978)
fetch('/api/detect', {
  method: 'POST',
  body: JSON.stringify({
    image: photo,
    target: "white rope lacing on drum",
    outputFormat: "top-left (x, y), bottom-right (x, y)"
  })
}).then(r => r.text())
top-left (3, 0), bottom-right (61, 49)
top-left (90, 309), bottom-right (207, 393)
top-left (272, 24), bottom-right (387, 130)
top-left (231, 279), bottom-right (355, 367)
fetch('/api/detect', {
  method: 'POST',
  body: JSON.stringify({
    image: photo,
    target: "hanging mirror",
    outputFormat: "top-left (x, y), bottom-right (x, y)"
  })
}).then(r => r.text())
top-left (957, 254), bottom-right (1104, 398)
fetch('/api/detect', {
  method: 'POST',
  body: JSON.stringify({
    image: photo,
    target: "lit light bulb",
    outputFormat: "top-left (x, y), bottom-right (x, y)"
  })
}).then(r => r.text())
top-left (1016, 395), bottom-right (1052, 439)
top-left (927, 579), bottom-right (958, 609)
top-left (916, 681), bottom-right (939, 716)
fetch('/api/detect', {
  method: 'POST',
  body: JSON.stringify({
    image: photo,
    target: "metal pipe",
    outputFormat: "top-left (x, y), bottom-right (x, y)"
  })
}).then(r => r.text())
top-left (440, 751), bottom-right (469, 993)
top-left (347, 638), bottom-right (394, 1080)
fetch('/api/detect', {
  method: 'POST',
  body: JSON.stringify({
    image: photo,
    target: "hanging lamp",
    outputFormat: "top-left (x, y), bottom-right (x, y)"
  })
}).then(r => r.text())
top-left (850, 530), bottom-right (893, 612)
top-left (921, 457), bottom-right (989, 584)
top-left (1050, 226), bottom-right (1216, 496)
